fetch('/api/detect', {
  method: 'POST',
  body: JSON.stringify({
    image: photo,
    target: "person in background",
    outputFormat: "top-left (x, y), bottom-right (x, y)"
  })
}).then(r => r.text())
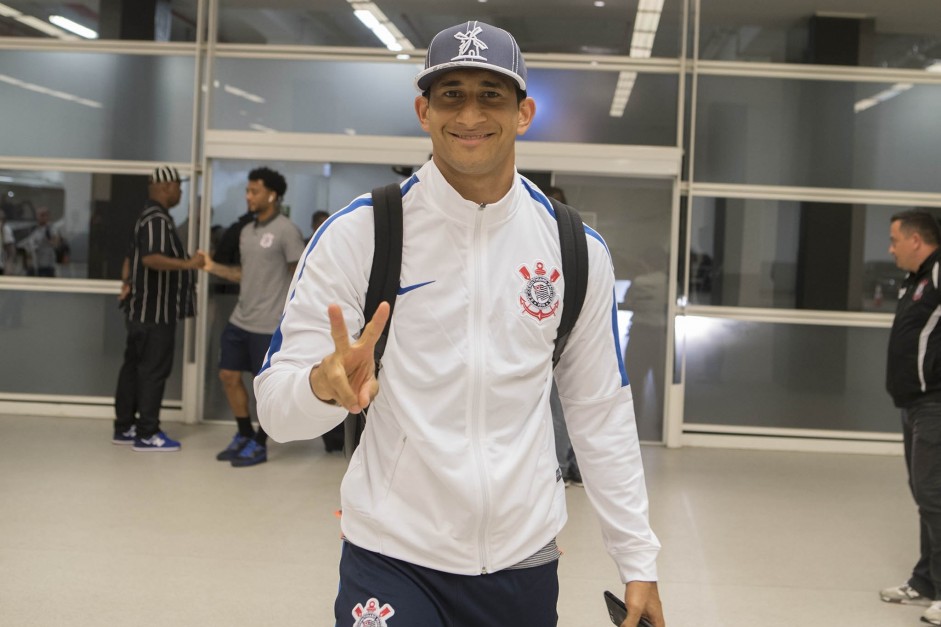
top-left (0, 209), bottom-right (14, 275)
top-left (20, 206), bottom-right (60, 277)
top-left (113, 166), bottom-right (203, 451)
top-left (255, 20), bottom-right (665, 627)
top-left (881, 209), bottom-right (941, 625)
top-left (311, 210), bottom-right (329, 239)
top-left (196, 167), bottom-right (306, 467)
top-left (0, 208), bottom-right (24, 326)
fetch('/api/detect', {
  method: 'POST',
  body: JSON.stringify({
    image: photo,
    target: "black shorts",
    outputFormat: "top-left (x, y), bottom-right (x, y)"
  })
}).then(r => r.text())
top-left (335, 541), bottom-right (559, 627)
top-left (219, 322), bottom-right (272, 374)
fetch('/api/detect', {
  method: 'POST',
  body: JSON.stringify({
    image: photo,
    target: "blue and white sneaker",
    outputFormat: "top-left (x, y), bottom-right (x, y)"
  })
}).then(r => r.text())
top-left (112, 426), bottom-right (136, 445)
top-left (231, 440), bottom-right (267, 467)
top-left (216, 433), bottom-right (251, 461)
top-left (132, 431), bottom-right (181, 452)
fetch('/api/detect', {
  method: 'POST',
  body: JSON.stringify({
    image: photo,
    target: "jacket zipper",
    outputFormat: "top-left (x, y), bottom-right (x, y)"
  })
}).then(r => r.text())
top-left (471, 204), bottom-right (491, 575)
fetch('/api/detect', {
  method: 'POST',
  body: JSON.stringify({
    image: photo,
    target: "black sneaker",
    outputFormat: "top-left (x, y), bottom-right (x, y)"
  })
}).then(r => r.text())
top-left (216, 433), bottom-right (251, 461)
top-left (231, 440), bottom-right (267, 467)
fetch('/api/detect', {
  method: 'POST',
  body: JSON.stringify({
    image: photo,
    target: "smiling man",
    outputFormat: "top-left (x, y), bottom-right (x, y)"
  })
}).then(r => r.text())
top-left (255, 20), bottom-right (665, 627)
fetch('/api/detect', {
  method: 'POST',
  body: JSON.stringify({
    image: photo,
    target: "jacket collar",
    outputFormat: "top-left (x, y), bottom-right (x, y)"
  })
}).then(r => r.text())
top-left (418, 160), bottom-right (521, 228)
top-left (913, 247), bottom-right (941, 277)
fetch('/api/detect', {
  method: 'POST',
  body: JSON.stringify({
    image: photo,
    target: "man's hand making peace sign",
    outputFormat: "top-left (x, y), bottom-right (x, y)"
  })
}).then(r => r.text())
top-left (308, 302), bottom-right (391, 414)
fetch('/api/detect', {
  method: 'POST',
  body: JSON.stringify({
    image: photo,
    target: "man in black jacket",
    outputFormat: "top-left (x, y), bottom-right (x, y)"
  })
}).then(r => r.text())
top-left (881, 209), bottom-right (941, 625)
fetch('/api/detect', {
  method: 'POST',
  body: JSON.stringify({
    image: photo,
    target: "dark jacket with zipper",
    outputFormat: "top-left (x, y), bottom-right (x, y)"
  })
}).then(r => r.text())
top-left (887, 248), bottom-right (941, 408)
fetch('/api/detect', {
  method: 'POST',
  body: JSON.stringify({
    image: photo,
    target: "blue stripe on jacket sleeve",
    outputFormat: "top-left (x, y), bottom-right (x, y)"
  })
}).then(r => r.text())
top-left (611, 291), bottom-right (629, 386)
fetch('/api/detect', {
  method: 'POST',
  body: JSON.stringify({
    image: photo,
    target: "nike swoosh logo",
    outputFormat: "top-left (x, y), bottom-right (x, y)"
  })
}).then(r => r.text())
top-left (397, 280), bottom-right (435, 296)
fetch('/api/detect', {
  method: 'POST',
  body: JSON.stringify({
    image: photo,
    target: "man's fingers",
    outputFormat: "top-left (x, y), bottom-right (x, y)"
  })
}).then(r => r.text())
top-left (357, 375), bottom-right (380, 412)
top-left (318, 303), bottom-right (387, 413)
top-left (327, 303), bottom-right (352, 353)
top-left (312, 356), bottom-right (361, 413)
top-left (357, 301), bottom-right (391, 349)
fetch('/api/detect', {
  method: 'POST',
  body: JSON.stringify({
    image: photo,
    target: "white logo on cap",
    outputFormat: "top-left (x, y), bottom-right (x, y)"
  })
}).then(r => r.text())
top-left (453, 25), bottom-right (488, 61)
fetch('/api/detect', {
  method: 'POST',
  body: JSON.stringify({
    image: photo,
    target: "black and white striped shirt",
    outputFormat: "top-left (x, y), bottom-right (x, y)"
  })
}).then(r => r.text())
top-left (126, 199), bottom-right (195, 324)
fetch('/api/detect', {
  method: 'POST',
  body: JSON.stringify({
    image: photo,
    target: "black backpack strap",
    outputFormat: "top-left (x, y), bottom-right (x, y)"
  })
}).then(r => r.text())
top-left (549, 197), bottom-right (589, 369)
top-left (363, 182), bottom-right (403, 348)
top-left (344, 183), bottom-right (404, 459)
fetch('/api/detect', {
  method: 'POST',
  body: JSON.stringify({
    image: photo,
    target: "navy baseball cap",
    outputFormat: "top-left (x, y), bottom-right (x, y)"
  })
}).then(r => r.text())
top-left (415, 20), bottom-right (527, 92)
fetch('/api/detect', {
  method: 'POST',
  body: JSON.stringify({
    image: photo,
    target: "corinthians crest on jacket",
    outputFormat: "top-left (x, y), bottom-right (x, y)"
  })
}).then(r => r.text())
top-left (519, 260), bottom-right (561, 321)
top-left (351, 597), bottom-right (395, 627)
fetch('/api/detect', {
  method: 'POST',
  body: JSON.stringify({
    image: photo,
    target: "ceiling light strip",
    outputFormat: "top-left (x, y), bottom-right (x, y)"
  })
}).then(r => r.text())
top-left (0, 2), bottom-right (78, 39)
top-left (0, 72), bottom-right (102, 108)
top-left (347, 1), bottom-right (415, 52)
top-left (49, 15), bottom-right (98, 39)
top-left (612, 0), bottom-right (665, 116)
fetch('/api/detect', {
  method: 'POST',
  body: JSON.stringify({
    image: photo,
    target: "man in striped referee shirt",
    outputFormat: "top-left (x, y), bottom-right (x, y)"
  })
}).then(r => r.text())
top-left (112, 166), bottom-right (204, 452)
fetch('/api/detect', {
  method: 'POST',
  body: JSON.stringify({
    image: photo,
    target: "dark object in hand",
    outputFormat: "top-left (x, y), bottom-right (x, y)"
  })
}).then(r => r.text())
top-left (604, 590), bottom-right (654, 627)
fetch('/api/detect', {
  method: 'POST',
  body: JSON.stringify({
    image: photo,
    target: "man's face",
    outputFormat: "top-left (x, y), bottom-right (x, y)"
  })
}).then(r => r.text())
top-left (36, 209), bottom-right (49, 225)
top-left (245, 179), bottom-right (272, 214)
top-left (890, 220), bottom-right (921, 272)
top-left (167, 182), bottom-right (182, 208)
top-left (415, 69), bottom-right (534, 186)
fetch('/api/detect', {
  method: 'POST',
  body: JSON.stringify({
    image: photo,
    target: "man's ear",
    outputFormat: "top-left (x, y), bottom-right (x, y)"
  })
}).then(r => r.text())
top-left (517, 97), bottom-right (536, 136)
top-left (415, 95), bottom-right (431, 132)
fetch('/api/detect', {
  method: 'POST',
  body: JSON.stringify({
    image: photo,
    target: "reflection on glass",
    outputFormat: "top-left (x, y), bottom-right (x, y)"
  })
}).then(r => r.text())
top-left (688, 197), bottom-right (916, 312)
top-left (694, 76), bottom-right (941, 192)
top-left (0, 170), bottom-right (192, 281)
top-left (623, 246), bottom-right (670, 440)
top-left (682, 318), bottom-right (895, 432)
top-left (0, 51), bottom-right (194, 161)
top-left (216, 0), bottom-right (683, 57)
top-left (0, 0), bottom-right (197, 41)
top-left (554, 174), bottom-right (673, 441)
top-left (699, 6), bottom-right (941, 68)
top-left (0, 291), bottom-right (182, 399)
top-left (212, 59), bottom-right (678, 145)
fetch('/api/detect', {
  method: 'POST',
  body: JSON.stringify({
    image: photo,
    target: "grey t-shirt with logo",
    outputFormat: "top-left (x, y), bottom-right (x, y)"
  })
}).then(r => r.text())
top-left (230, 213), bottom-right (306, 334)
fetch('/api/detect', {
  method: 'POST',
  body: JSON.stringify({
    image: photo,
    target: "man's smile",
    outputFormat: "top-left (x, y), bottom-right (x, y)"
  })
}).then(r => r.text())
top-left (450, 131), bottom-right (493, 143)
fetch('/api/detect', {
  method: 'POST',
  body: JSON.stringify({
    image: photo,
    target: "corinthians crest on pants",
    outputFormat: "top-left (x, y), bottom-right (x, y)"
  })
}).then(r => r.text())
top-left (519, 260), bottom-right (561, 321)
top-left (351, 597), bottom-right (395, 627)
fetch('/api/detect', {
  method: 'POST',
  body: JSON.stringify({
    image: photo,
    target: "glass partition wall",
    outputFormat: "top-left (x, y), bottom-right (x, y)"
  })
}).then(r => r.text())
top-left (2, 0), bottom-right (941, 453)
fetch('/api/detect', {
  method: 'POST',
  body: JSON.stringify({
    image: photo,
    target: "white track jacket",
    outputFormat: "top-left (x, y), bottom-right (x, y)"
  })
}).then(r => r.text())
top-left (255, 161), bottom-right (660, 583)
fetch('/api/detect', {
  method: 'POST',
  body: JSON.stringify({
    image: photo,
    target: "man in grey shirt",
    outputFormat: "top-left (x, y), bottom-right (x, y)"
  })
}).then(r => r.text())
top-left (198, 166), bottom-right (306, 467)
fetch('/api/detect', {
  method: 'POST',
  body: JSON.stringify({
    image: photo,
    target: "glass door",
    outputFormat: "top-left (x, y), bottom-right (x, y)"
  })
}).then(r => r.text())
top-left (196, 132), bottom-right (682, 443)
top-left (543, 173), bottom-right (674, 442)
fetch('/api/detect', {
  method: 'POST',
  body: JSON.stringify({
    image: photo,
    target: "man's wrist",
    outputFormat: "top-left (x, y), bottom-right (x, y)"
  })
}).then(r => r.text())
top-left (309, 366), bottom-right (339, 406)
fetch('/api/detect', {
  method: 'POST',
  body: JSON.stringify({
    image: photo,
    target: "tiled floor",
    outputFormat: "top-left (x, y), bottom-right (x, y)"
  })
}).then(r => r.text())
top-left (0, 414), bottom-right (925, 626)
